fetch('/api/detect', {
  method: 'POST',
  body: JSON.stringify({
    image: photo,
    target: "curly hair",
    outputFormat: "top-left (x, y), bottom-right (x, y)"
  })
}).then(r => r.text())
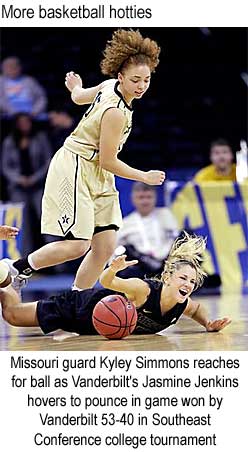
top-left (100, 29), bottom-right (160, 78)
top-left (160, 231), bottom-right (207, 289)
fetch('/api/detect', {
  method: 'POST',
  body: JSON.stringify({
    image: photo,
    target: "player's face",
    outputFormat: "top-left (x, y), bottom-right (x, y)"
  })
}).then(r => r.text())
top-left (167, 265), bottom-right (197, 303)
top-left (132, 189), bottom-right (156, 216)
top-left (210, 145), bottom-right (233, 170)
top-left (118, 64), bottom-right (151, 102)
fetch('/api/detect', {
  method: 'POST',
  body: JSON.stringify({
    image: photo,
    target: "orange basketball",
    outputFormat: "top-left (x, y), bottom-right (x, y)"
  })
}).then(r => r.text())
top-left (92, 294), bottom-right (137, 339)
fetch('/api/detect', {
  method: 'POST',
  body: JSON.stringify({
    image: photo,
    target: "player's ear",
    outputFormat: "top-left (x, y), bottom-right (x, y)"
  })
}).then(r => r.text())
top-left (162, 273), bottom-right (170, 287)
top-left (118, 72), bottom-right (123, 83)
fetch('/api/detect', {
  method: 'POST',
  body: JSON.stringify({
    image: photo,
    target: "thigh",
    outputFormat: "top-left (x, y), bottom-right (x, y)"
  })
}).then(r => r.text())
top-left (36, 296), bottom-right (71, 334)
top-left (93, 168), bottom-right (123, 230)
top-left (41, 147), bottom-right (95, 239)
top-left (85, 162), bottom-right (123, 230)
top-left (94, 191), bottom-right (122, 230)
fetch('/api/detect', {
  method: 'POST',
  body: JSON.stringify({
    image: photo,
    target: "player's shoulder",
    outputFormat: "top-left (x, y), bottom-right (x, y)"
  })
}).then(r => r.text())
top-left (144, 277), bottom-right (163, 289)
top-left (100, 78), bottom-right (117, 96)
top-left (97, 79), bottom-right (121, 107)
top-left (101, 79), bottom-right (132, 112)
top-left (100, 78), bottom-right (116, 89)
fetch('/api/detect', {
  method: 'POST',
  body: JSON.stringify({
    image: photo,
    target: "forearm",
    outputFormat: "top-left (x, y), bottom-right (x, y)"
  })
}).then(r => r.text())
top-left (191, 303), bottom-right (209, 328)
top-left (71, 86), bottom-right (98, 105)
top-left (99, 266), bottom-right (117, 288)
top-left (100, 157), bottom-right (146, 182)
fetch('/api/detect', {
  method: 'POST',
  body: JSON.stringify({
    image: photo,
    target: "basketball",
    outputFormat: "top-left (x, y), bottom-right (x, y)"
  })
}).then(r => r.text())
top-left (92, 294), bottom-right (137, 339)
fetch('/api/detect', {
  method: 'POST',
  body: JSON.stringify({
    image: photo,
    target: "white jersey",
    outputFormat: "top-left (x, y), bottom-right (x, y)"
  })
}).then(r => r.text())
top-left (64, 79), bottom-right (133, 161)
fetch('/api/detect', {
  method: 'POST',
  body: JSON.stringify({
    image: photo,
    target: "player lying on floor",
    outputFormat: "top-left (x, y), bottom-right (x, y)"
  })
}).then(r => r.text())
top-left (0, 232), bottom-right (231, 335)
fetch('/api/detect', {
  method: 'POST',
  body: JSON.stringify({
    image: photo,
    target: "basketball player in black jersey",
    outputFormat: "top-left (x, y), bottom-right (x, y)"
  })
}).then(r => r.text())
top-left (0, 233), bottom-right (231, 335)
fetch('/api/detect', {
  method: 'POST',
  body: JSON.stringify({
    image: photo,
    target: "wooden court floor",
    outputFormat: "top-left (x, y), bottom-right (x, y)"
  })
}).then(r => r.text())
top-left (0, 294), bottom-right (247, 351)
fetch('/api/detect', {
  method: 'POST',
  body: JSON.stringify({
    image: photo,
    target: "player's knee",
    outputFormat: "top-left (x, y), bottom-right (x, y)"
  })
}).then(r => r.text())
top-left (63, 240), bottom-right (90, 259)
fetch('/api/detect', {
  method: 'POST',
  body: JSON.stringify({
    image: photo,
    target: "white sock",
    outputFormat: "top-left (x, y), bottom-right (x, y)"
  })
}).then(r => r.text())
top-left (28, 254), bottom-right (39, 271)
top-left (71, 284), bottom-right (83, 291)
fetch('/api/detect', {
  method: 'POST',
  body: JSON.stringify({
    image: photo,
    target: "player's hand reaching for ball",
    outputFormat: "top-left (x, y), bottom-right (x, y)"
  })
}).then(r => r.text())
top-left (206, 317), bottom-right (232, 332)
top-left (65, 71), bottom-right (82, 92)
top-left (110, 255), bottom-right (138, 273)
top-left (144, 170), bottom-right (166, 185)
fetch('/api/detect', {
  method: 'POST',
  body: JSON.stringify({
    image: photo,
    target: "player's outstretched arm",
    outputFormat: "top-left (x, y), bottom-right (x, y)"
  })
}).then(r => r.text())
top-left (0, 225), bottom-right (19, 240)
top-left (99, 255), bottom-right (150, 307)
top-left (184, 298), bottom-right (231, 332)
top-left (0, 285), bottom-right (38, 327)
top-left (65, 71), bottom-right (102, 105)
top-left (99, 108), bottom-right (166, 185)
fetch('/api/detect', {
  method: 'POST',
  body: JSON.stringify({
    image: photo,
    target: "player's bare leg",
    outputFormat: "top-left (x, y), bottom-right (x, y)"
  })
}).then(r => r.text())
top-left (0, 286), bottom-right (38, 327)
top-left (74, 230), bottom-right (117, 289)
top-left (28, 239), bottom-right (91, 269)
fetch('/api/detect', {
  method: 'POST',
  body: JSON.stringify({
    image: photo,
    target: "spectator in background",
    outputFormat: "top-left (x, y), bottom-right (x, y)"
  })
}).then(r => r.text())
top-left (48, 110), bottom-right (75, 150)
top-left (1, 113), bottom-right (52, 254)
top-left (194, 138), bottom-right (236, 182)
top-left (0, 56), bottom-right (47, 119)
top-left (116, 182), bottom-right (178, 279)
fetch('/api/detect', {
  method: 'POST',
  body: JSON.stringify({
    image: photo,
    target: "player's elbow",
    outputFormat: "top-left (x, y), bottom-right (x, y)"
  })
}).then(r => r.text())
top-left (71, 94), bottom-right (83, 105)
top-left (71, 88), bottom-right (85, 105)
top-left (99, 158), bottom-right (111, 171)
top-left (99, 161), bottom-right (112, 172)
top-left (99, 153), bottom-right (117, 172)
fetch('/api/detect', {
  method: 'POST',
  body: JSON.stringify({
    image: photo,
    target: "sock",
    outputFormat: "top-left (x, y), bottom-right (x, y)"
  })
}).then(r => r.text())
top-left (13, 257), bottom-right (35, 277)
top-left (28, 254), bottom-right (39, 271)
top-left (71, 284), bottom-right (83, 291)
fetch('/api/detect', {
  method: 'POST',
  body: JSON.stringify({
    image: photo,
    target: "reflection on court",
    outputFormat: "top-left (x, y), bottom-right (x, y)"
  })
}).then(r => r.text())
top-left (0, 294), bottom-right (247, 351)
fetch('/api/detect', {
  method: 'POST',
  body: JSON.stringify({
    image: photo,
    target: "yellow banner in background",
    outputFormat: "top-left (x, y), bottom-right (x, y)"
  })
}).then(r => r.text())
top-left (169, 182), bottom-right (248, 291)
top-left (0, 203), bottom-right (23, 259)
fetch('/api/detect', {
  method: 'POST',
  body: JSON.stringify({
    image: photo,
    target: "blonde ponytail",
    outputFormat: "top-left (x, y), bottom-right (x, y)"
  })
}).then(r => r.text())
top-left (160, 231), bottom-right (207, 288)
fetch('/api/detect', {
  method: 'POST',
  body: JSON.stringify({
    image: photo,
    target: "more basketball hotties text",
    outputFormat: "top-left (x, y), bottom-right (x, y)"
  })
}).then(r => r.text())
top-left (1, 4), bottom-right (152, 20)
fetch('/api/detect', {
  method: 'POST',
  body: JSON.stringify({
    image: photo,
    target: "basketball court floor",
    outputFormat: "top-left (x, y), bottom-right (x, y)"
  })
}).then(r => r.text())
top-left (0, 293), bottom-right (247, 351)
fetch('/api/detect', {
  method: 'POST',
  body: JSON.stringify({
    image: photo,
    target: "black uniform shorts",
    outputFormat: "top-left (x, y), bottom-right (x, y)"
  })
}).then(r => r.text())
top-left (36, 288), bottom-right (116, 335)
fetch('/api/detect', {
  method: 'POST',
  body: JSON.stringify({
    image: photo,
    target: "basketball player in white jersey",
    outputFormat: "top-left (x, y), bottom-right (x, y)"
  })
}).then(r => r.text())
top-left (2, 29), bottom-right (165, 290)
